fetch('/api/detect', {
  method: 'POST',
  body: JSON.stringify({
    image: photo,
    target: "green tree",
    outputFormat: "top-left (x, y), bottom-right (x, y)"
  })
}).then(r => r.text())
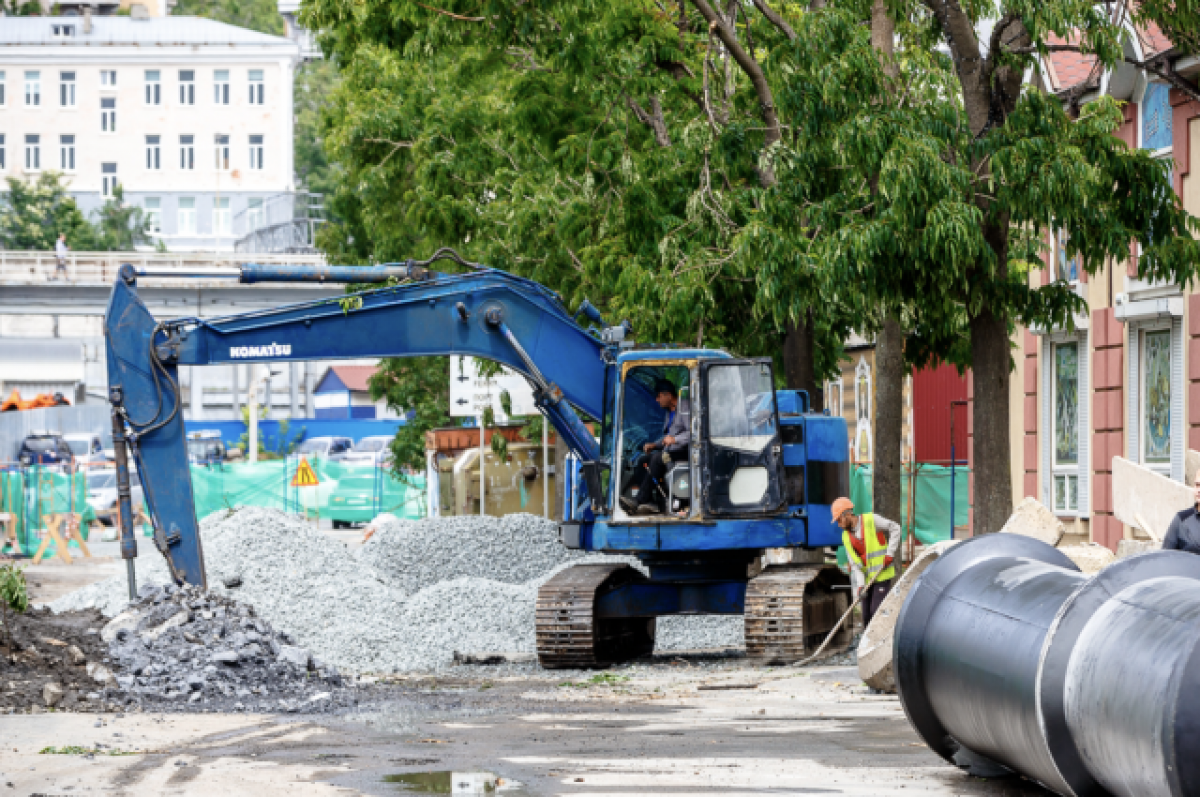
top-left (760, 2), bottom-right (1200, 533)
top-left (368, 357), bottom-right (449, 479)
top-left (304, 0), bottom-right (1200, 536)
top-left (294, 58), bottom-right (343, 199)
top-left (0, 173), bottom-right (100, 251)
top-left (172, 0), bottom-right (283, 35)
top-left (92, 186), bottom-right (150, 251)
top-left (0, 562), bottom-right (29, 654)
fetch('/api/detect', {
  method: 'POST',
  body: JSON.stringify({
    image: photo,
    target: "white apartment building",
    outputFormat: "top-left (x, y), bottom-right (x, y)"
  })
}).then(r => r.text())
top-left (0, 16), bottom-right (300, 251)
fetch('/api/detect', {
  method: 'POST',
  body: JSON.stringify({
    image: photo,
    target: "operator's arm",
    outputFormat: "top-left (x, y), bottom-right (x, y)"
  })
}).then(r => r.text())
top-left (670, 401), bottom-right (691, 448)
top-left (875, 514), bottom-right (903, 568)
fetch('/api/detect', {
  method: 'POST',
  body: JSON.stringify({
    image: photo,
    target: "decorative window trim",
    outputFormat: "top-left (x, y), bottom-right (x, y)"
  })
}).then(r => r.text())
top-left (1041, 330), bottom-right (1089, 517)
top-left (1125, 317), bottom-right (1185, 482)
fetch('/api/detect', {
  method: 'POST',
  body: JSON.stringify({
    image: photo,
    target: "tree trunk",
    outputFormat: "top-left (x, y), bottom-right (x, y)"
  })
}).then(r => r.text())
top-left (969, 305), bottom-right (1011, 534)
top-left (868, 0), bottom-right (903, 523)
top-left (782, 313), bottom-right (823, 412)
top-left (873, 314), bottom-right (904, 522)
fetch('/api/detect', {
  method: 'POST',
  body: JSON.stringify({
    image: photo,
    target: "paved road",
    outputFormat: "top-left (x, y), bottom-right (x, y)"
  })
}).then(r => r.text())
top-left (0, 663), bottom-right (1054, 797)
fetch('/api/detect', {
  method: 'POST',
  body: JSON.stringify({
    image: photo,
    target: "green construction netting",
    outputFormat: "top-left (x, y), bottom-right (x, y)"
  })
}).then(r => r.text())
top-left (190, 458), bottom-right (426, 521)
top-left (837, 463), bottom-right (970, 569)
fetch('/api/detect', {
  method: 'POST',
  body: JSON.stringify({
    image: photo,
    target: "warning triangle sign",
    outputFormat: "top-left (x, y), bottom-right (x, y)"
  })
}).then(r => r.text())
top-left (291, 457), bottom-right (321, 488)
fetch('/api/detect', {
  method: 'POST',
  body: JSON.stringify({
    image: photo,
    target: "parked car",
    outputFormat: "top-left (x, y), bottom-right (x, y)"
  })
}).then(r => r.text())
top-left (294, 436), bottom-right (353, 460)
top-left (86, 468), bottom-right (144, 524)
top-left (18, 432), bottom-right (74, 467)
top-left (341, 436), bottom-right (393, 465)
top-left (327, 474), bottom-right (379, 528)
top-left (64, 432), bottom-right (108, 467)
top-left (186, 430), bottom-right (227, 465)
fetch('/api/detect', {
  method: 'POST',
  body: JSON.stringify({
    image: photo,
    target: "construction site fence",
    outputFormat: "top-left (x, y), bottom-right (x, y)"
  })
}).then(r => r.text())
top-left (190, 457), bottom-right (426, 522)
top-left (2, 466), bottom-right (101, 558)
top-left (1, 458), bottom-right (425, 559)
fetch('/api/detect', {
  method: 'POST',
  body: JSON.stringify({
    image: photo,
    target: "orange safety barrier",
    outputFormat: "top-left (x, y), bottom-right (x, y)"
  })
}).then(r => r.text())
top-left (0, 390), bottom-right (71, 412)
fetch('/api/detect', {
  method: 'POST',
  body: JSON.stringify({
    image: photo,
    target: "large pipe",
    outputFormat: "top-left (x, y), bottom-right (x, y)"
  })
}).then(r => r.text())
top-left (895, 534), bottom-right (1200, 797)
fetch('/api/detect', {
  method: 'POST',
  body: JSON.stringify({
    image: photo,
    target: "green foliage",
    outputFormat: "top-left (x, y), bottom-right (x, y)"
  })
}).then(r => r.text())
top-left (0, 173), bottom-right (100, 252)
top-left (92, 186), bottom-right (150, 251)
top-left (0, 562), bottom-right (29, 652)
top-left (171, 0), bottom-right (283, 35)
top-left (368, 357), bottom-right (455, 480)
top-left (295, 59), bottom-right (343, 198)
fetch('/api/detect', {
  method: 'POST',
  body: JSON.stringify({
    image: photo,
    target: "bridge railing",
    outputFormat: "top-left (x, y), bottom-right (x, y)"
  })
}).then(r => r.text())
top-left (0, 251), bottom-right (327, 285)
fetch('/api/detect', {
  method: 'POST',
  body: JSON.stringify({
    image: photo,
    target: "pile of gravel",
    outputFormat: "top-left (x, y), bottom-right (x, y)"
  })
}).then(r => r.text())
top-left (52, 507), bottom-right (742, 675)
top-left (102, 582), bottom-right (350, 713)
top-left (356, 513), bottom-right (586, 593)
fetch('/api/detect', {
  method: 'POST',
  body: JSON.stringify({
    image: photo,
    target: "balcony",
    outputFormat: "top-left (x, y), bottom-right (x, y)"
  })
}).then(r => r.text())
top-left (234, 192), bottom-right (325, 255)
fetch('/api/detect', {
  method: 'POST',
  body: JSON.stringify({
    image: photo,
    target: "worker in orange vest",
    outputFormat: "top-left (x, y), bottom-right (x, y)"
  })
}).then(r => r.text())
top-left (832, 496), bottom-right (902, 628)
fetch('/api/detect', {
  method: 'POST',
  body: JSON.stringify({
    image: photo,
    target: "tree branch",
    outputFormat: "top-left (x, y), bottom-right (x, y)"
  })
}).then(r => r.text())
top-left (414, 1), bottom-right (483, 22)
top-left (364, 138), bottom-right (415, 166)
top-left (749, 0), bottom-right (795, 41)
top-left (626, 95), bottom-right (673, 148)
top-left (689, 0), bottom-right (781, 185)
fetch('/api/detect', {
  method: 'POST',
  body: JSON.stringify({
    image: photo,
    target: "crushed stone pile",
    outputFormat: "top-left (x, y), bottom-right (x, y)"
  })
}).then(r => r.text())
top-left (102, 582), bottom-right (349, 714)
top-left (356, 513), bottom-right (588, 593)
top-left (52, 507), bottom-right (743, 676)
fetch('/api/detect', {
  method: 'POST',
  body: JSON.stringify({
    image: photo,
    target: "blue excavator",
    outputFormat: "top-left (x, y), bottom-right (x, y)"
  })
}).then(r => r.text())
top-left (104, 250), bottom-right (853, 668)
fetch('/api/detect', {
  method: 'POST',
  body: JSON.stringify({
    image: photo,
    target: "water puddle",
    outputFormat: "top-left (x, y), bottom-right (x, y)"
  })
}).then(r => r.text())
top-left (382, 770), bottom-right (528, 794)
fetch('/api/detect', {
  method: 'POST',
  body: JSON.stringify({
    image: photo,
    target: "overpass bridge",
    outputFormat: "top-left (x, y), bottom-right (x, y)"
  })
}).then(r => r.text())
top-left (0, 251), bottom-right (343, 317)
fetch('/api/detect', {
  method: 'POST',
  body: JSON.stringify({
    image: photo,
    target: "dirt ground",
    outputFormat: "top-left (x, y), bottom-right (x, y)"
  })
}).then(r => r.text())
top-left (0, 659), bottom-right (1056, 797)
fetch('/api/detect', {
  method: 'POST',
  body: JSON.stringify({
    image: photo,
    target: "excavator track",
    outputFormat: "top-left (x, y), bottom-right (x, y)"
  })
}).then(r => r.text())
top-left (536, 563), bottom-right (656, 669)
top-left (744, 564), bottom-right (851, 665)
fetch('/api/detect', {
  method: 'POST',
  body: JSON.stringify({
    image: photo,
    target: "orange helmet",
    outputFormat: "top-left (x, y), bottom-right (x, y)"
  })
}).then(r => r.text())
top-left (831, 497), bottom-right (854, 524)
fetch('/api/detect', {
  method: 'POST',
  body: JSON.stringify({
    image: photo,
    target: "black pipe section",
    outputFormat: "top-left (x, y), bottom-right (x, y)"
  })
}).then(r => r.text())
top-left (895, 534), bottom-right (1200, 797)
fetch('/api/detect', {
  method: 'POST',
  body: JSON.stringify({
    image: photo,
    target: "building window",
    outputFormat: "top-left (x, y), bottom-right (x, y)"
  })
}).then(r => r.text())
top-left (101, 163), bottom-right (118, 198)
top-left (1054, 229), bottom-right (1080, 283)
top-left (59, 135), bottom-right (74, 171)
top-left (146, 135), bottom-right (161, 170)
top-left (25, 71), bottom-right (40, 107)
top-left (178, 197), bottom-right (196, 234)
top-left (1042, 332), bottom-right (1089, 516)
top-left (1142, 82), bottom-right (1173, 152)
top-left (0, 134), bottom-right (6, 170)
top-left (214, 134), bottom-right (230, 170)
top-left (249, 135), bottom-right (264, 170)
top-left (214, 197), bottom-right (231, 235)
top-left (1142, 328), bottom-right (1172, 472)
top-left (145, 70), bottom-right (161, 105)
top-left (214, 70), bottom-right (230, 104)
top-left (0, 72), bottom-right (6, 107)
top-left (179, 70), bottom-right (195, 105)
top-left (100, 69), bottom-right (117, 87)
top-left (101, 97), bottom-right (116, 133)
top-left (246, 197), bottom-right (264, 229)
top-left (179, 135), bottom-right (194, 170)
top-left (144, 197), bottom-right (161, 233)
top-left (51, 23), bottom-right (76, 37)
top-left (24, 134), bottom-right (39, 171)
top-left (1053, 342), bottom-right (1079, 512)
top-left (248, 69), bottom-right (264, 105)
top-left (59, 71), bottom-right (75, 107)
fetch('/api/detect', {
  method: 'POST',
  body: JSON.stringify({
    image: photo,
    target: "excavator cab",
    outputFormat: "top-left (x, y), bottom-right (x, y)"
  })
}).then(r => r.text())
top-left (610, 357), bottom-right (785, 521)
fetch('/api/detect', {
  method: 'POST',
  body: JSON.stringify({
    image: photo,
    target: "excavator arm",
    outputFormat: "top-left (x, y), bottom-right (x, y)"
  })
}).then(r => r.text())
top-left (104, 256), bottom-right (613, 590)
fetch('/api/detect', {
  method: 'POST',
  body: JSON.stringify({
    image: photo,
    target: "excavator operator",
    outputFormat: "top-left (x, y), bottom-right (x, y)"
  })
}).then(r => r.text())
top-left (623, 380), bottom-right (690, 515)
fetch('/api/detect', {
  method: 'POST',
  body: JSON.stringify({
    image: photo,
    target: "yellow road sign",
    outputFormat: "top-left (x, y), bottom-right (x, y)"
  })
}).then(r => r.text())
top-left (291, 457), bottom-right (321, 488)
